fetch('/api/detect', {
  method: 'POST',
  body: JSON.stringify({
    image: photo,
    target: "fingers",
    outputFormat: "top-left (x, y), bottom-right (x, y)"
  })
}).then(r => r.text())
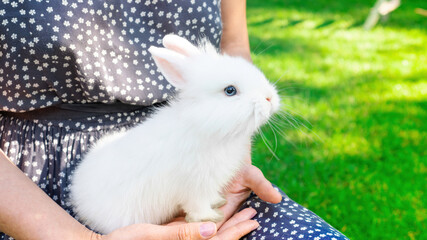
top-left (165, 209), bottom-right (258, 240)
top-left (218, 208), bottom-right (257, 233)
top-left (163, 222), bottom-right (217, 240)
top-left (243, 165), bottom-right (282, 204)
top-left (217, 191), bottom-right (250, 226)
top-left (107, 222), bottom-right (217, 240)
top-left (213, 219), bottom-right (259, 240)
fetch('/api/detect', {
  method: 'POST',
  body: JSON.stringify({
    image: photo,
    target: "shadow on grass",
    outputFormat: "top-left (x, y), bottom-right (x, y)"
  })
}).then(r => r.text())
top-left (401, 71), bottom-right (427, 83)
top-left (249, 34), bottom-right (325, 57)
top-left (315, 19), bottom-right (335, 29)
top-left (347, 19), bottom-right (365, 29)
top-left (275, 80), bottom-right (331, 102)
top-left (282, 19), bottom-right (305, 28)
top-left (249, 17), bottom-right (275, 26)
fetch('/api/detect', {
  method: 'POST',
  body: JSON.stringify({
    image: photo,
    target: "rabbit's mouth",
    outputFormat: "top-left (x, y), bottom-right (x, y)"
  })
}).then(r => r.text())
top-left (254, 102), bottom-right (274, 129)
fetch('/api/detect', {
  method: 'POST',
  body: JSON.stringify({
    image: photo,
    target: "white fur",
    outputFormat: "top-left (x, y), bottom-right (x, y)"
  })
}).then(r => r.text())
top-left (70, 34), bottom-right (280, 234)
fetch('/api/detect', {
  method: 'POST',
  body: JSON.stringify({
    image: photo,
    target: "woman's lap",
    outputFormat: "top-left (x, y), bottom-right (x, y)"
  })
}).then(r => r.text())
top-left (240, 187), bottom-right (349, 240)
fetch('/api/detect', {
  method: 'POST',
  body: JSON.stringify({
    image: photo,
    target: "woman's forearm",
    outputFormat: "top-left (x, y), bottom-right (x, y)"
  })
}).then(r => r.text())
top-left (220, 0), bottom-right (252, 61)
top-left (0, 149), bottom-right (94, 240)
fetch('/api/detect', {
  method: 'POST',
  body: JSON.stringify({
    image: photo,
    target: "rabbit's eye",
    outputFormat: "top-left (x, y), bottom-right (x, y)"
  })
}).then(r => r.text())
top-left (224, 85), bottom-right (237, 96)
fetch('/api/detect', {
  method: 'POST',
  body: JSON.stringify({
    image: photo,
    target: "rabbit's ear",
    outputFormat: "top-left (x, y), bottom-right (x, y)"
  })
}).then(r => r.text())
top-left (162, 34), bottom-right (200, 57)
top-left (148, 46), bottom-right (187, 89)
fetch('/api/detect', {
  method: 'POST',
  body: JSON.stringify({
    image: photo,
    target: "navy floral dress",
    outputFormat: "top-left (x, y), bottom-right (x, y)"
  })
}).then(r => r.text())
top-left (0, 1), bottom-right (349, 239)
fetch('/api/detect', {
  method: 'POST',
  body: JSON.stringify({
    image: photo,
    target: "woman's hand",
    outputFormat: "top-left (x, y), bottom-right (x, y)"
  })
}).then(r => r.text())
top-left (218, 163), bottom-right (283, 228)
top-left (99, 208), bottom-right (259, 240)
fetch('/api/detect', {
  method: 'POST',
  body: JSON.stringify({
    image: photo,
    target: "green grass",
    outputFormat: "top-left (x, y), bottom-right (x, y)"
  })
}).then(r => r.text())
top-left (247, 1), bottom-right (427, 239)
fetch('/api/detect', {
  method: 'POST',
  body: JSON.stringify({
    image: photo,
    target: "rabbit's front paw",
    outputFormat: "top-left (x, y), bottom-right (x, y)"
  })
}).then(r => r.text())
top-left (211, 196), bottom-right (227, 209)
top-left (185, 208), bottom-right (224, 223)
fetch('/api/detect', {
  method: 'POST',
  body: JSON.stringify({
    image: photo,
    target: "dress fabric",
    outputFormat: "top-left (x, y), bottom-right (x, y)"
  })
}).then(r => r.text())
top-left (0, 0), bottom-right (349, 239)
top-left (0, 0), bottom-right (222, 112)
top-left (242, 190), bottom-right (349, 240)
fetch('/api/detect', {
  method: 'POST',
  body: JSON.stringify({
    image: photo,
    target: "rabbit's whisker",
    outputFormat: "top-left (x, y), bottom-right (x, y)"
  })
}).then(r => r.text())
top-left (252, 39), bottom-right (265, 55)
top-left (255, 43), bottom-right (274, 56)
top-left (273, 70), bottom-right (288, 85)
top-left (258, 127), bottom-right (280, 161)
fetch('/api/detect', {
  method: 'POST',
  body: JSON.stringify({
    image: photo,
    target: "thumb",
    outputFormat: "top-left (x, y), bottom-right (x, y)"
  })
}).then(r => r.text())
top-left (164, 222), bottom-right (217, 240)
top-left (244, 165), bottom-right (282, 204)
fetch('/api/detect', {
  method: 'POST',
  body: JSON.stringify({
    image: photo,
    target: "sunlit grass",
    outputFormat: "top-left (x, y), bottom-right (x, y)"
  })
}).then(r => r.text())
top-left (248, 1), bottom-right (427, 239)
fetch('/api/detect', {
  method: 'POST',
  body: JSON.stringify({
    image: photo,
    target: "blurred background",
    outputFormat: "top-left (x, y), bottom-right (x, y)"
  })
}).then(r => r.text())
top-left (247, 0), bottom-right (426, 239)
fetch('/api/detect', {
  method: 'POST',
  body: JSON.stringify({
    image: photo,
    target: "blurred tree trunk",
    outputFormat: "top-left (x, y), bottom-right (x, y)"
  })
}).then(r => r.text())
top-left (364, 0), bottom-right (401, 30)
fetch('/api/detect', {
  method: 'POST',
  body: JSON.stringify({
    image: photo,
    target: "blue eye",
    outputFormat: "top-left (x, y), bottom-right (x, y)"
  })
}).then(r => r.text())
top-left (224, 85), bottom-right (237, 96)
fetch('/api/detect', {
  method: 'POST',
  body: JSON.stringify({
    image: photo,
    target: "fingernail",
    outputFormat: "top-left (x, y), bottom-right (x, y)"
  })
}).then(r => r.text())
top-left (252, 220), bottom-right (260, 230)
top-left (248, 208), bottom-right (257, 218)
top-left (200, 222), bottom-right (216, 238)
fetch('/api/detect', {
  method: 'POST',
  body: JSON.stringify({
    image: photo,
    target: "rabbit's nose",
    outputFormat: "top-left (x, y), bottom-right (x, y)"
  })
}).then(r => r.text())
top-left (266, 97), bottom-right (271, 102)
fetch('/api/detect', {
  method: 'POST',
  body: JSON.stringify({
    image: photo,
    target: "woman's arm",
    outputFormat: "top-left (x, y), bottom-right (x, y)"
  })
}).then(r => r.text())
top-left (220, 0), bottom-right (251, 61)
top-left (0, 149), bottom-right (94, 240)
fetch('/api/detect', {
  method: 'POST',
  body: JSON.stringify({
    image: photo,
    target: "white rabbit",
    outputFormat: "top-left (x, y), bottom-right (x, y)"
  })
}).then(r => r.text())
top-left (70, 34), bottom-right (280, 234)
